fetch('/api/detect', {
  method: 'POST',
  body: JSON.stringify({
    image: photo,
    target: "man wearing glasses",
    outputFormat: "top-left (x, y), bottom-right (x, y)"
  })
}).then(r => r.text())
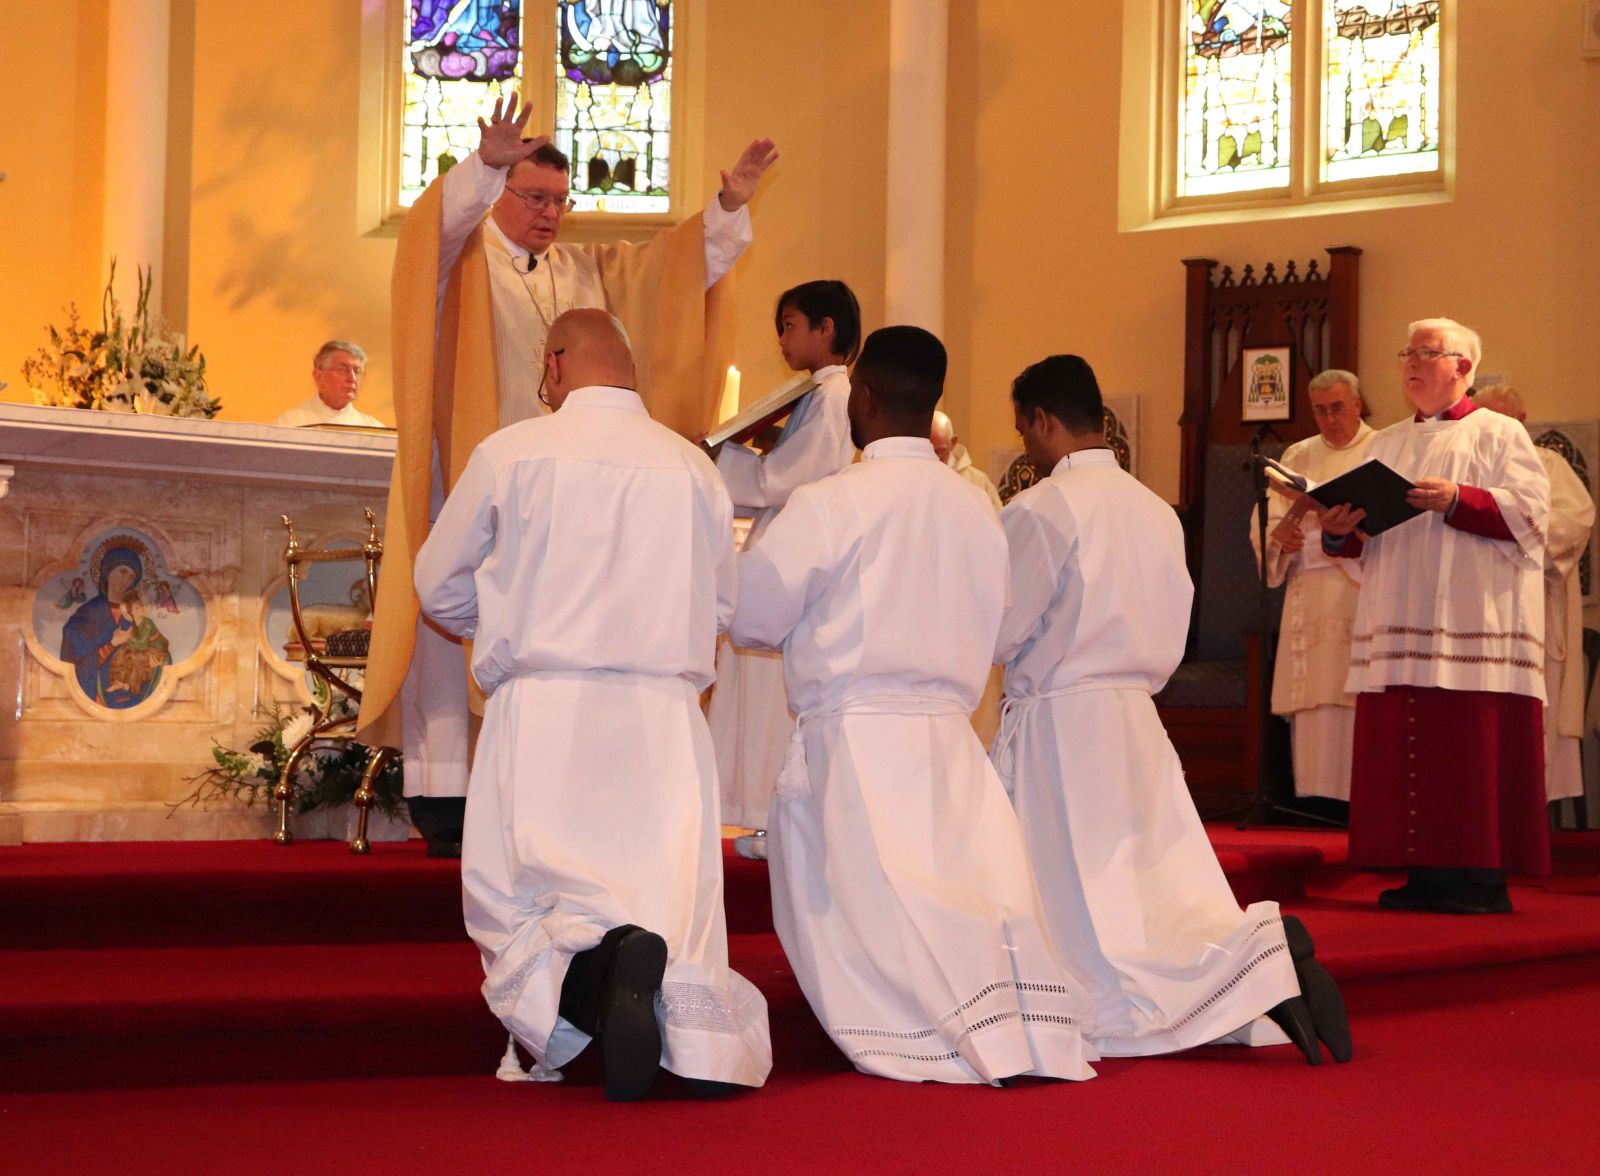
top-left (272, 341), bottom-right (385, 428)
top-left (1249, 369), bottom-right (1374, 803)
top-left (363, 97), bottom-right (776, 851)
top-left (1319, 319), bottom-right (1551, 914)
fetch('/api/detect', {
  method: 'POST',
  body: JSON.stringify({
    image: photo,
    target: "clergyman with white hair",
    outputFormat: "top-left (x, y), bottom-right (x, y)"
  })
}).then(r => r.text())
top-left (1471, 384), bottom-right (1596, 806)
top-left (273, 341), bottom-right (386, 428)
top-left (931, 410), bottom-right (1003, 511)
top-left (1319, 318), bottom-right (1551, 915)
top-left (1250, 368), bottom-right (1374, 801)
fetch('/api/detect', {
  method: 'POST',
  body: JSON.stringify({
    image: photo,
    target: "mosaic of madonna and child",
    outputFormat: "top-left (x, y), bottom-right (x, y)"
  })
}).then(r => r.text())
top-left (32, 529), bottom-right (207, 710)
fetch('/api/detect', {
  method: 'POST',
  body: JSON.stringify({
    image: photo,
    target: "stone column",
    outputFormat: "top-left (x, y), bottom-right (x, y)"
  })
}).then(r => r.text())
top-left (103, 0), bottom-right (172, 312)
top-left (885, 0), bottom-right (948, 334)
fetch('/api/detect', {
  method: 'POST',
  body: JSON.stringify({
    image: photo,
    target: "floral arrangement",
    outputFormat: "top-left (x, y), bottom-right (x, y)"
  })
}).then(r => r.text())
top-left (23, 259), bottom-right (221, 418)
top-left (173, 700), bottom-right (405, 818)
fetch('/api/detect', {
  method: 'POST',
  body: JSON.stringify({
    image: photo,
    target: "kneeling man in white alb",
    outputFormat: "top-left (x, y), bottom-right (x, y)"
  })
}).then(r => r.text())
top-left (993, 354), bottom-right (1351, 1065)
top-left (414, 309), bottom-right (771, 1100)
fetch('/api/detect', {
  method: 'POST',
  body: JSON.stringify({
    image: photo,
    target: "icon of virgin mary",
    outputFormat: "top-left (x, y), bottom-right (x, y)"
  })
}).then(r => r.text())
top-left (59, 541), bottom-right (172, 708)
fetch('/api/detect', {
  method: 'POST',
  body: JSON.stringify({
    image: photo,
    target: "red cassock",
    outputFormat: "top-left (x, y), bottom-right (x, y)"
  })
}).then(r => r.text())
top-left (1349, 687), bottom-right (1548, 874)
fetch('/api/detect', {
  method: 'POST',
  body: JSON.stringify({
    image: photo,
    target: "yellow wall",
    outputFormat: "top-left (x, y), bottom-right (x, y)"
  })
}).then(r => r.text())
top-left (0, 2), bottom-right (107, 403)
top-left (947, 0), bottom-right (1600, 503)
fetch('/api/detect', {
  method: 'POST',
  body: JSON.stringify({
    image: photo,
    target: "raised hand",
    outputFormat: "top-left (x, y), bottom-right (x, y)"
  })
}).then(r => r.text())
top-left (476, 95), bottom-right (550, 171)
top-left (718, 138), bottom-right (779, 211)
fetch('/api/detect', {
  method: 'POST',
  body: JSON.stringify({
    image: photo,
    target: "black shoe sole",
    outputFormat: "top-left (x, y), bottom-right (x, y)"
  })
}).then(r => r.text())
top-left (1281, 916), bottom-right (1353, 1063)
top-left (1266, 996), bottom-right (1322, 1065)
top-left (600, 930), bottom-right (667, 1102)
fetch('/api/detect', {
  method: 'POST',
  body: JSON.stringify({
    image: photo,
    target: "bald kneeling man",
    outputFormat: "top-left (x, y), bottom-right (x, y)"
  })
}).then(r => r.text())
top-left (415, 309), bottom-right (772, 1101)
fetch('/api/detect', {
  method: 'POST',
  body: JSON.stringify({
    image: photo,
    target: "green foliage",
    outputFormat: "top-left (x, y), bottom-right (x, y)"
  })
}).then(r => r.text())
top-left (171, 700), bottom-right (405, 818)
top-left (23, 258), bottom-right (221, 418)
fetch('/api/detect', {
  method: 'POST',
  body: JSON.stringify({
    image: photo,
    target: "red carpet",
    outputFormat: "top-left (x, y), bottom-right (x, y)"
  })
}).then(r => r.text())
top-left (2, 828), bottom-right (1598, 1173)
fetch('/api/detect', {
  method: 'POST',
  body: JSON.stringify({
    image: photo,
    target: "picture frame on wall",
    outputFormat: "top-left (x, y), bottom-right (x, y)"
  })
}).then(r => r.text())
top-left (1241, 346), bottom-right (1293, 422)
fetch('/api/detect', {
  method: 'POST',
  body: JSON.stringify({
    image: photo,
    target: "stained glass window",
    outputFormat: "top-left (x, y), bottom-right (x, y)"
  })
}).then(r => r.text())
top-left (1181, 2), bottom-right (1294, 196)
top-left (553, 1), bottom-right (674, 215)
top-left (402, 1), bottom-right (524, 208)
top-left (1323, 1), bottom-right (1441, 182)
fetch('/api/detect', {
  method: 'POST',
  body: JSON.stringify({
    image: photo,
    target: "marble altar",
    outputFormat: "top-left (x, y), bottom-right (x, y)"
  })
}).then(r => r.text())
top-left (0, 404), bottom-right (407, 842)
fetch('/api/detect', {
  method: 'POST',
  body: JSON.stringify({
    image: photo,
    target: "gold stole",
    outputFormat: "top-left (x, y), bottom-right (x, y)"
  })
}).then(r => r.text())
top-left (358, 178), bottom-right (736, 748)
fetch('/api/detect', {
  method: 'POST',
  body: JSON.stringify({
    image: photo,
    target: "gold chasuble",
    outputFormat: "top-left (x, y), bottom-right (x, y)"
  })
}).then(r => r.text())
top-left (359, 176), bottom-right (737, 748)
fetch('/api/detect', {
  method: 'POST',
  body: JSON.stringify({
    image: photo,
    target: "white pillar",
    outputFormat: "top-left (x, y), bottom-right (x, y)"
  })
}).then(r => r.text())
top-left (103, 0), bottom-right (172, 314)
top-left (884, 0), bottom-right (947, 335)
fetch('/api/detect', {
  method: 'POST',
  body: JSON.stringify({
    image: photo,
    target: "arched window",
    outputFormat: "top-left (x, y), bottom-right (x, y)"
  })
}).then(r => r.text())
top-left (363, 1), bottom-right (692, 231)
top-left (1121, 1), bottom-right (1450, 227)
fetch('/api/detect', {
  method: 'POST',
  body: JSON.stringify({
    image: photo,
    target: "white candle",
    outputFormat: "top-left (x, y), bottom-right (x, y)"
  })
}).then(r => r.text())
top-left (718, 365), bottom-right (741, 423)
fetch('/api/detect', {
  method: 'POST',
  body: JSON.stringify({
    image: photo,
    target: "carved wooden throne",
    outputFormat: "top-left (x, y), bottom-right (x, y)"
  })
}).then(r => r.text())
top-left (1156, 246), bottom-right (1362, 803)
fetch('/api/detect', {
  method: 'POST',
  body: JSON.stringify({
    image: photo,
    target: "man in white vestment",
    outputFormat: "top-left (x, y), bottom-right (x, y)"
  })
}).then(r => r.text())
top-left (932, 410), bottom-right (1004, 511)
top-left (413, 310), bottom-right (771, 1101)
top-left (364, 96), bottom-right (777, 856)
top-left (272, 341), bottom-right (386, 428)
top-left (1472, 385), bottom-right (1596, 803)
top-left (709, 280), bottom-right (861, 858)
top-left (992, 354), bottom-right (1350, 1065)
top-left (1321, 319), bottom-right (1551, 914)
top-left (731, 326), bottom-right (1096, 1086)
top-left (1249, 370), bottom-right (1375, 800)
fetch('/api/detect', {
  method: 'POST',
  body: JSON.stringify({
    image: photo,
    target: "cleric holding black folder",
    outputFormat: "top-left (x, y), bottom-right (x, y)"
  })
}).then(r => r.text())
top-left (1319, 318), bottom-right (1551, 915)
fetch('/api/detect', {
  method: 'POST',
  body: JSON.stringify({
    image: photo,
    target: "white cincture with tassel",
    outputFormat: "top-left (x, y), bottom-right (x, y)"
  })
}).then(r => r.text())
top-left (495, 1035), bottom-right (564, 1083)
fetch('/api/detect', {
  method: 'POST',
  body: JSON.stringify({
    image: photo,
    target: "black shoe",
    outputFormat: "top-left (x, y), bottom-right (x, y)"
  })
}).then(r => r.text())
top-left (598, 928), bottom-right (667, 1102)
top-left (1378, 868), bottom-right (1449, 912)
top-left (424, 839), bottom-right (462, 859)
top-left (1434, 870), bottom-right (1513, 915)
top-left (1281, 915), bottom-right (1352, 1063)
top-left (1266, 996), bottom-right (1322, 1065)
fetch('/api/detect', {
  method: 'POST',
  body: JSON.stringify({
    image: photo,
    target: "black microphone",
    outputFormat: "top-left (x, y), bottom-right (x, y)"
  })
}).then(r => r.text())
top-left (525, 252), bottom-right (539, 274)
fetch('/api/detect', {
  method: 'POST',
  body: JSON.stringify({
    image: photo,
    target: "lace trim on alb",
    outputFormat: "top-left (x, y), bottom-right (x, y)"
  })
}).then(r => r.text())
top-left (660, 979), bottom-right (764, 1035)
top-left (834, 978), bottom-right (1079, 1059)
top-left (1165, 918), bottom-right (1288, 1036)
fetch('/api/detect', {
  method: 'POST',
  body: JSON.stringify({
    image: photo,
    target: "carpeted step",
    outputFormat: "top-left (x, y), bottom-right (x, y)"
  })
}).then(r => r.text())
top-left (0, 839), bottom-right (466, 950)
top-left (0, 932), bottom-right (821, 1094)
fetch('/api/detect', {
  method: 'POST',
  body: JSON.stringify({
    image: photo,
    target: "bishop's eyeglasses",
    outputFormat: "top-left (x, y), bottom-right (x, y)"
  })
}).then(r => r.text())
top-left (504, 187), bottom-right (576, 215)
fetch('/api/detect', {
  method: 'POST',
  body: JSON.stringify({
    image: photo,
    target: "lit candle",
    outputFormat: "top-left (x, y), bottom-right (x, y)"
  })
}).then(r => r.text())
top-left (718, 364), bottom-right (741, 423)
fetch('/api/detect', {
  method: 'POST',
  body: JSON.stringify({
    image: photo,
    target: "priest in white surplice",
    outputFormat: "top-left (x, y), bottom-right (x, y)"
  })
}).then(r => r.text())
top-left (1321, 319), bottom-right (1551, 915)
top-left (1472, 385), bottom-right (1596, 803)
top-left (1249, 370), bottom-right (1375, 801)
top-left (709, 280), bottom-right (861, 854)
top-left (730, 326), bottom-right (1096, 1086)
top-left (414, 311), bottom-right (771, 1101)
top-left (992, 354), bottom-right (1350, 1065)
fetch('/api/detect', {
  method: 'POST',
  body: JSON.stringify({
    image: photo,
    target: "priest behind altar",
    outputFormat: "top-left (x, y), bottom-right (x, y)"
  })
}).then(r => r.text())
top-left (1248, 369), bottom-right (1375, 801)
top-left (730, 326), bottom-right (1096, 1086)
top-left (412, 309), bottom-right (771, 1100)
top-left (272, 341), bottom-right (386, 428)
top-left (992, 354), bottom-right (1350, 1066)
top-left (1320, 319), bottom-right (1551, 915)
top-left (358, 95), bottom-right (777, 853)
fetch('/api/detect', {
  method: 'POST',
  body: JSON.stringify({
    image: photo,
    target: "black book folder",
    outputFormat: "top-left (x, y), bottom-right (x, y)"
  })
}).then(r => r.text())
top-left (1305, 459), bottom-right (1423, 537)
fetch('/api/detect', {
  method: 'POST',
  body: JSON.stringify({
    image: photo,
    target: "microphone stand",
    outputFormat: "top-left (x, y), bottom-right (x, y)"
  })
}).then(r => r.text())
top-left (1233, 424), bottom-right (1345, 830)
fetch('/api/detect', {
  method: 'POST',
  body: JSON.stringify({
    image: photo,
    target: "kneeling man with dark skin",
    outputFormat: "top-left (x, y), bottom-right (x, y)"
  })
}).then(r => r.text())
top-left (414, 309), bottom-right (771, 1100)
top-left (730, 327), bottom-right (1097, 1085)
top-left (993, 354), bottom-right (1351, 1064)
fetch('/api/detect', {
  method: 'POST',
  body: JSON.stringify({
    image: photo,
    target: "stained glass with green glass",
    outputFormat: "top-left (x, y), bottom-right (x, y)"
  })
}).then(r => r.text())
top-left (401, 1), bottom-right (524, 208)
top-left (1181, 1), bottom-right (1294, 196)
top-left (554, 1), bottom-right (673, 215)
top-left (1324, 0), bottom-right (1441, 182)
